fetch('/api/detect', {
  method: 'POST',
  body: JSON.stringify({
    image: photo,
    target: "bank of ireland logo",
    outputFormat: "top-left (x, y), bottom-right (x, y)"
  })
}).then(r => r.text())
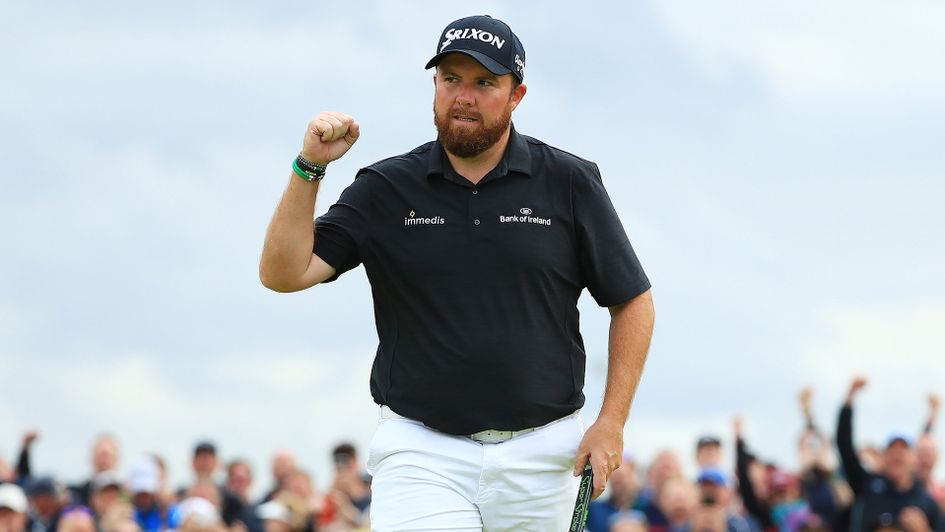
top-left (514, 54), bottom-right (525, 78)
top-left (499, 207), bottom-right (551, 226)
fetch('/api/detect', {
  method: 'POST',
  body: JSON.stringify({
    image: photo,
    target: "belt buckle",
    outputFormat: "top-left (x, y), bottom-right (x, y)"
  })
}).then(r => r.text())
top-left (469, 429), bottom-right (515, 444)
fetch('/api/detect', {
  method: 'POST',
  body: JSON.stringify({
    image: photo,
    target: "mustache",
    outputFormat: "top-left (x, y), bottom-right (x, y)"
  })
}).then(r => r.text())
top-left (448, 108), bottom-right (482, 120)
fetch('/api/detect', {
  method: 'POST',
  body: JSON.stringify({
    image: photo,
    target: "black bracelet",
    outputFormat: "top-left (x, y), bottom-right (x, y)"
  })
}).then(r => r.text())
top-left (293, 155), bottom-right (327, 181)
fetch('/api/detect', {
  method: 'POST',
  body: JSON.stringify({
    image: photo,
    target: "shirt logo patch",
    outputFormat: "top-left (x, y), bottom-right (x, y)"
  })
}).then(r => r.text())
top-left (500, 208), bottom-right (551, 226)
top-left (404, 210), bottom-right (446, 226)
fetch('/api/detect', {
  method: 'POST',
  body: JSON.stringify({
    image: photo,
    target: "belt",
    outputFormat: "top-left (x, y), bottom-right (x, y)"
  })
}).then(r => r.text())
top-left (379, 405), bottom-right (579, 444)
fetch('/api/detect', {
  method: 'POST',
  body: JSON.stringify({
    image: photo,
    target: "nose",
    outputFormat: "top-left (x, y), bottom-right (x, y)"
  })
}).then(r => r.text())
top-left (455, 84), bottom-right (474, 107)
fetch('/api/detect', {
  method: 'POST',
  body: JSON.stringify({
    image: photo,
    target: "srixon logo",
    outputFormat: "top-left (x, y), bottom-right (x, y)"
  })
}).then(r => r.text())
top-left (440, 27), bottom-right (507, 52)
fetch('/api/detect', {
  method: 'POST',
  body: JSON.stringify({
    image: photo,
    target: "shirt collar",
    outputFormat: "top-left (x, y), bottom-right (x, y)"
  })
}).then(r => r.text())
top-left (427, 123), bottom-right (532, 182)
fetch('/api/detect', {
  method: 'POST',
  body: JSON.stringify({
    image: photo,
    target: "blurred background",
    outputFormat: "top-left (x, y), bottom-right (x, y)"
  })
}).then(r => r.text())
top-left (2, 0), bottom-right (944, 506)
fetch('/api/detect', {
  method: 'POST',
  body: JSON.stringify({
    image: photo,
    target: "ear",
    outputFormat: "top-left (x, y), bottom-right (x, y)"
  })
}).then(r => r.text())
top-left (510, 83), bottom-right (527, 111)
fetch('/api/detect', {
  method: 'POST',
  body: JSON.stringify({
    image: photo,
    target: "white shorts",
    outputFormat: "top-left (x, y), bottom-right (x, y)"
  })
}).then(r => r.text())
top-left (366, 406), bottom-right (584, 532)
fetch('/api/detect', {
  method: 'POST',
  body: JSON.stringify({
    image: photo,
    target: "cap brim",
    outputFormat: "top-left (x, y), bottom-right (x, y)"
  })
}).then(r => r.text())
top-left (425, 50), bottom-right (514, 78)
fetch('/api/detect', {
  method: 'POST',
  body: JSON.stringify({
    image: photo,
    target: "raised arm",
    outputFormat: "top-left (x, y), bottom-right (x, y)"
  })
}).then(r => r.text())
top-left (734, 417), bottom-right (775, 528)
top-left (573, 289), bottom-right (655, 498)
top-left (259, 112), bottom-right (359, 292)
top-left (836, 377), bottom-right (870, 494)
top-left (924, 393), bottom-right (939, 434)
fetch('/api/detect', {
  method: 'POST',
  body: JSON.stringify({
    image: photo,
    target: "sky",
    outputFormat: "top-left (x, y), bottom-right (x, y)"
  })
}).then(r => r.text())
top-left (2, 0), bottom-right (944, 495)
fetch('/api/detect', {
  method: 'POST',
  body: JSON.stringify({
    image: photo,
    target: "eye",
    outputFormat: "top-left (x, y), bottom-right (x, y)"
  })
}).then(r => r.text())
top-left (478, 79), bottom-right (495, 87)
top-left (444, 76), bottom-right (459, 83)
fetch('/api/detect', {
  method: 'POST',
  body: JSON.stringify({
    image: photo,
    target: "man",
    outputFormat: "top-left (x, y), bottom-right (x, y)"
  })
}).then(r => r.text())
top-left (683, 469), bottom-right (752, 532)
top-left (259, 14), bottom-right (654, 530)
top-left (697, 436), bottom-right (723, 470)
top-left (327, 443), bottom-right (371, 527)
top-left (88, 471), bottom-right (124, 527)
top-left (0, 483), bottom-right (28, 532)
top-left (70, 434), bottom-right (120, 507)
top-left (24, 477), bottom-right (65, 532)
top-left (837, 377), bottom-right (942, 530)
top-left (191, 442), bottom-right (219, 485)
top-left (259, 450), bottom-right (295, 504)
top-left (221, 459), bottom-right (260, 531)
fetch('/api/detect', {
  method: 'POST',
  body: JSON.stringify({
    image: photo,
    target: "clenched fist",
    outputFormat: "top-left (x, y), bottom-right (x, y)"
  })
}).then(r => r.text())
top-left (301, 112), bottom-right (360, 165)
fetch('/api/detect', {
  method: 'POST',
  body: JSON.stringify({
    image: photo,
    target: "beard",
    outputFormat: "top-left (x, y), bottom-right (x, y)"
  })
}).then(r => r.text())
top-left (433, 101), bottom-right (513, 158)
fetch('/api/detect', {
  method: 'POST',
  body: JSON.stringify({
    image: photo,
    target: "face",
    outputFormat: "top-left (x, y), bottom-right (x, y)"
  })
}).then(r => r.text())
top-left (272, 452), bottom-right (296, 484)
top-left (227, 463), bottom-right (253, 495)
top-left (608, 461), bottom-right (638, 499)
top-left (192, 451), bottom-right (218, 477)
top-left (91, 486), bottom-right (121, 516)
top-left (696, 444), bottom-right (721, 468)
top-left (649, 451), bottom-right (681, 488)
top-left (698, 481), bottom-right (730, 508)
top-left (884, 441), bottom-right (916, 481)
top-left (657, 478), bottom-right (697, 523)
top-left (0, 508), bottom-right (27, 532)
top-left (92, 437), bottom-right (119, 472)
top-left (433, 53), bottom-right (525, 158)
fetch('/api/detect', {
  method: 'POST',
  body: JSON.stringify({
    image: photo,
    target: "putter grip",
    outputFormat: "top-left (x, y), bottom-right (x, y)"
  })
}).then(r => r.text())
top-left (568, 463), bottom-right (593, 532)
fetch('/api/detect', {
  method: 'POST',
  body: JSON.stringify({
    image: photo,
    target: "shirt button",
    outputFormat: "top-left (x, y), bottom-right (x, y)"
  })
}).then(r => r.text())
top-left (472, 190), bottom-right (478, 195)
top-left (473, 219), bottom-right (481, 226)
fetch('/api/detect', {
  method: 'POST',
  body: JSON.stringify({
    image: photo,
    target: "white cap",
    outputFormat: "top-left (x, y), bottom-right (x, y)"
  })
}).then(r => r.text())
top-left (177, 497), bottom-right (221, 527)
top-left (0, 483), bottom-right (28, 513)
top-left (256, 500), bottom-right (291, 524)
top-left (127, 458), bottom-right (160, 494)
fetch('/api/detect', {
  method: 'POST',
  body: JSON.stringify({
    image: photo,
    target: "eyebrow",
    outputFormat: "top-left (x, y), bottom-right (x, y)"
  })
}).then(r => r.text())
top-left (439, 68), bottom-right (499, 82)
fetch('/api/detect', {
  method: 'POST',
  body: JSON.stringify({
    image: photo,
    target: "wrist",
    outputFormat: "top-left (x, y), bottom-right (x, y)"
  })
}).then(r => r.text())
top-left (293, 155), bottom-right (327, 182)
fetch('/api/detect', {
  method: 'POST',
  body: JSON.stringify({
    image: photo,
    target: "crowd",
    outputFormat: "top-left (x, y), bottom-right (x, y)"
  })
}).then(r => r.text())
top-left (1, 378), bottom-right (942, 532)
top-left (0, 438), bottom-right (371, 532)
top-left (586, 379), bottom-right (943, 532)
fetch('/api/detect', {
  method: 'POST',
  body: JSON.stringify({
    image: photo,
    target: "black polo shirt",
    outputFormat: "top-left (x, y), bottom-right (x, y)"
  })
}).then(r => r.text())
top-left (314, 125), bottom-right (650, 435)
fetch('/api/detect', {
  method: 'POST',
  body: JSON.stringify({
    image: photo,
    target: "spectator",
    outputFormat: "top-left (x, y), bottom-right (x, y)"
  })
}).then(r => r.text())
top-left (0, 483), bottom-right (29, 532)
top-left (25, 477), bottom-right (65, 532)
top-left (686, 469), bottom-right (752, 532)
top-left (327, 443), bottom-right (370, 529)
top-left (96, 501), bottom-right (140, 532)
top-left (70, 434), bottom-right (120, 507)
top-left (128, 457), bottom-right (178, 532)
top-left (586, 454), bottom-right (639, 532)
top-left (735, 415), bottom-right (808, 531)
top-left (261, 451), bottom-right (296, 504)
top-left (796, 388), bottom-right (852, 529)
top-left (57, 506), bottom-right (95, 532)
top-left (655, 476), bottom-right (698, 530)
top-left (88, 470), bottom-right (124, 527)
top-left (633, 449), bottom-right (681, 528)
top-left (697, 436), bottom-right (724, 470)
top-left (191, 442), bottom-right (220, 486)
top-left (837, 377), bottom-right (942, 530)
top-left (222, 459), bottom-right (259, 530)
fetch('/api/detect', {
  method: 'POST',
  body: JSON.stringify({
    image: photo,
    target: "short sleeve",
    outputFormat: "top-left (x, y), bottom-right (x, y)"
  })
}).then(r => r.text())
top-left (313, 172), bottom-right (373, 283)
top-left (573, 163), bottom-right (650, 306)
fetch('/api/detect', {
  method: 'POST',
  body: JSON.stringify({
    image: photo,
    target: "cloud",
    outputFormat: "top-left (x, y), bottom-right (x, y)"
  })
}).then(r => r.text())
top-left (653, 1), bottom-right (945, 102)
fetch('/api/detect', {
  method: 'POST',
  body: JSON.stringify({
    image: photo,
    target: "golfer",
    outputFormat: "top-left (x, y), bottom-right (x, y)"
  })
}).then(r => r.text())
top-left (260, 14), bottom-right (655, 531)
